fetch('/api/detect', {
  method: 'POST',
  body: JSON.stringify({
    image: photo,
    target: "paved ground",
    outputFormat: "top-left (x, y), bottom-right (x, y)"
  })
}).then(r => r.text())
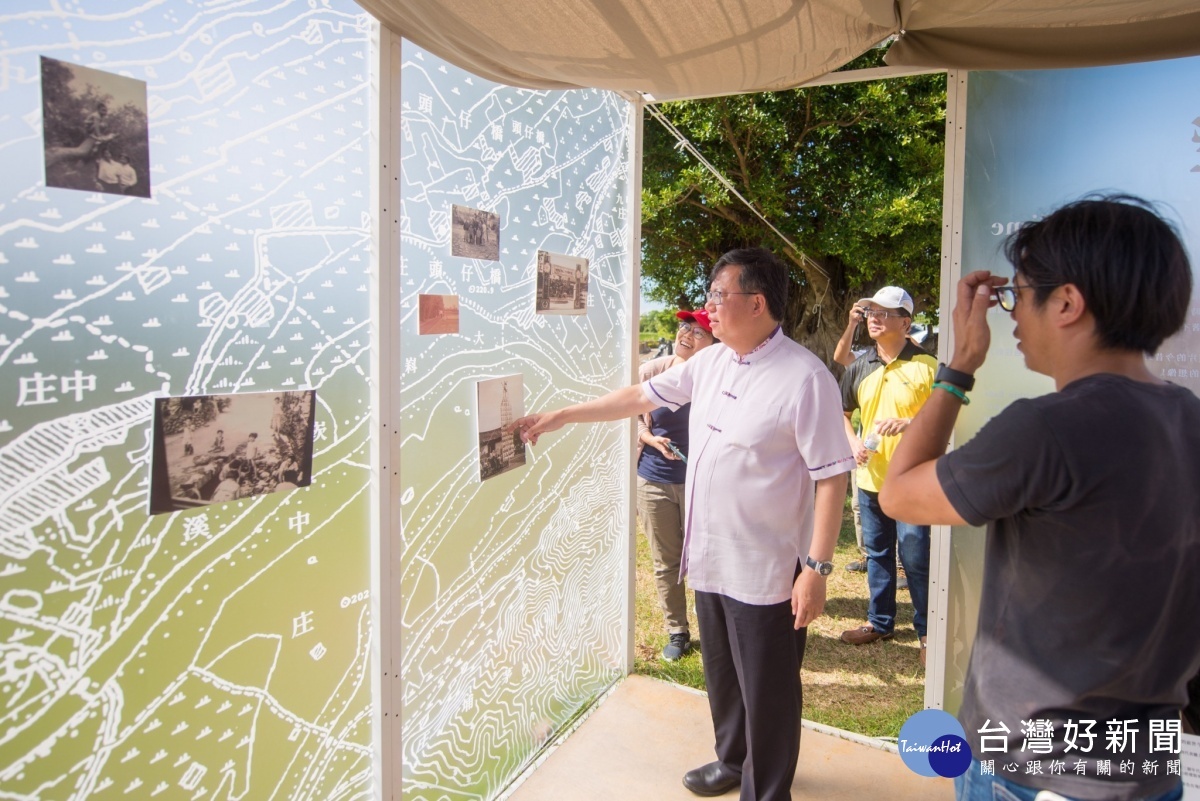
top-left (507, 674), bottom-right (954, 801)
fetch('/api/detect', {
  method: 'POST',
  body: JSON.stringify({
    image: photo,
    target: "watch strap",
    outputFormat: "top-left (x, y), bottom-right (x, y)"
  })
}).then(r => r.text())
top-left (935, 363), bottom-right (975, 391)
top-left (805, 555), bottom-right (833, 576)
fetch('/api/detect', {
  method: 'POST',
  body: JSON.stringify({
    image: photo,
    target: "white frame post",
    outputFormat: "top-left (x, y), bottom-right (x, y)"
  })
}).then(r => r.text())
top-left (372, 23), bottom-right (404, 801)
top-left (624, 95), bottom-right (645, 674)
top-left (925, 68), bottom-right (968, 711)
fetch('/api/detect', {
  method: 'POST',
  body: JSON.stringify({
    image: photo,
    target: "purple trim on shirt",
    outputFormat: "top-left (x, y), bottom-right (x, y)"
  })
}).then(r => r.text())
top-left (809, 455), bottom-right (857, 473)
top-left (735, 325), bottom-right (782, 365)
top-left (645, 377), bottom-right (681, 409)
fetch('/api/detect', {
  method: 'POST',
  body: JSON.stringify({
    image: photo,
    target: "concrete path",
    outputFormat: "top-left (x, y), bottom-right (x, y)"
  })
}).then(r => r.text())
top-left (508, 674), bottom-right (954, 801)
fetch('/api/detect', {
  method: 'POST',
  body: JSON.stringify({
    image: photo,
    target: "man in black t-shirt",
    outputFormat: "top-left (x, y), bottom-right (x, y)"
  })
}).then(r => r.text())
top-left (882, 195), bottom-right (1199, 801)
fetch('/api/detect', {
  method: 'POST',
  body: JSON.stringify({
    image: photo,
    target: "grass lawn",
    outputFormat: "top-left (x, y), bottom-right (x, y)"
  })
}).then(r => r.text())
top-left (633, 495), bottom-right (925, 739)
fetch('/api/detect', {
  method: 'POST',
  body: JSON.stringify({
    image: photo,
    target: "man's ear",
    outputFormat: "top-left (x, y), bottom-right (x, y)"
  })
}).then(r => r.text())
top-left (751, 293), bottom-right (767, 318)
top-left (1054, 284), bottom-right (1088, 327)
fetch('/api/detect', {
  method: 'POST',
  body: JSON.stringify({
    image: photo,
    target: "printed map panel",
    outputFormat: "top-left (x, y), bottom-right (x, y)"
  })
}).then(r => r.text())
top-left (399, 44), bottom-right (634, 800)
top-left (0, 2), bottom-right (375, 799)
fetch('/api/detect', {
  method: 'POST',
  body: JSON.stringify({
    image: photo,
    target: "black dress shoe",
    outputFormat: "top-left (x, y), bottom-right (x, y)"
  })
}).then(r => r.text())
top-left (682, 761), bottom-right (741, 797)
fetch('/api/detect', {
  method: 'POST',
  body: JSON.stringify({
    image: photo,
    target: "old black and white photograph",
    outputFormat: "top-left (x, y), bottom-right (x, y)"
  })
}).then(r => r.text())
top-left (477, 375), bottom-right (526, 481)
top-left (451, 204), bottom-right (500, 260)
top-left (535, 250), bottom-right (589, 315)
top-left (40, 56), bottom-right (151, 198)
top-left (418, 294), bottom-right (460, 335)
top-left (149, 389), bottom-right (316, 515)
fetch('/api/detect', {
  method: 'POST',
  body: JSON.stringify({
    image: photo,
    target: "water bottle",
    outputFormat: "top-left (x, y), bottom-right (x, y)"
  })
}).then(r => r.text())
top-left (862, 430), bottom-right (881, 455)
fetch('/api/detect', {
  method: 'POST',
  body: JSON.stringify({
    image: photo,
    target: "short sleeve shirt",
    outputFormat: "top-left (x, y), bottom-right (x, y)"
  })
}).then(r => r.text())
top-left (936, 375), bottom-right (1200, 800)
top-left (840, 341), bottom-right (936, 492)
top-left (642, 328), bottom-right (855, 605)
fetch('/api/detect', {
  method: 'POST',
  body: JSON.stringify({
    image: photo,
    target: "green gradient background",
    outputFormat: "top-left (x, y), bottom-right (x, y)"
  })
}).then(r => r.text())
top-left (0, 2), bottom-right (374, 798)
top-left (398, 45), bottom-right (635, 800)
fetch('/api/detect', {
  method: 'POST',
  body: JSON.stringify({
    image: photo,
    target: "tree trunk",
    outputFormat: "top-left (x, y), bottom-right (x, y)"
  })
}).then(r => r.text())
top-left (778, 252), bottom-right (857, 376)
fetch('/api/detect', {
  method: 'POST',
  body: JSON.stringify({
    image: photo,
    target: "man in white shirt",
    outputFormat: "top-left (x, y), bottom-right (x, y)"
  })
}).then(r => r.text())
top-left (516, 248), bottom-right (853, 801)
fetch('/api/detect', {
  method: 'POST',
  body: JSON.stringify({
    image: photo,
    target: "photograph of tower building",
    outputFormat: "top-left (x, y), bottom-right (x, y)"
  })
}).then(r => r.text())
top-left (476, 374), bottom-right (526, 481)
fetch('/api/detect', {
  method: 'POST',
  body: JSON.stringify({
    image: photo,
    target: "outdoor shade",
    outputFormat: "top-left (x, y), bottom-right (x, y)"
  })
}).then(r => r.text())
top-left (356, 0), bottom-right (1200, 100)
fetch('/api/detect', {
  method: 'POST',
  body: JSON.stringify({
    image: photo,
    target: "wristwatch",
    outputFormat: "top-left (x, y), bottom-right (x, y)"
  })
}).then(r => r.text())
top-left (805, 555), bottom-right (834, 576)
top-left (935, 363), bottom-right (975, 391)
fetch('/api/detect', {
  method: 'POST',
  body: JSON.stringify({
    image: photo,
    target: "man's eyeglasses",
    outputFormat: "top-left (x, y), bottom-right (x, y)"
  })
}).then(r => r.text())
top-left (705, 289), bottom-right (758, 305)
top-left (860, 308), bottom-right (907, 320)
top-left (678, 322), bottom-right (711, 339)
top-left (993, 282), bottom-right (1055, 313)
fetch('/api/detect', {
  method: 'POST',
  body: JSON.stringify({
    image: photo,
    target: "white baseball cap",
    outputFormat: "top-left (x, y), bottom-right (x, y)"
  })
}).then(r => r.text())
top-left (857, 286), bottom-right (914, 315)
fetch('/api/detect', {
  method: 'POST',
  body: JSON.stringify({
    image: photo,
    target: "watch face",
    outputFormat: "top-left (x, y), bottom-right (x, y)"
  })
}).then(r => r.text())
top-left (818, 562), bottom-right (833, 576)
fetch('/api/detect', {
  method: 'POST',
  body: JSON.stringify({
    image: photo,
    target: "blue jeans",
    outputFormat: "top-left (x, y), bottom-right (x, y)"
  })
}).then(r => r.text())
top-left (955, 760), bottom-right (1183, 801)
top-left (858, 487), bottom-right (929, 638)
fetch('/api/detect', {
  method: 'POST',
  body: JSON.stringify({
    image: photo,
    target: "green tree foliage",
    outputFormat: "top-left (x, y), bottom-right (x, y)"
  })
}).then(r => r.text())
top-left (639, 309), bottom-right (679, 340)
top-left (640, 51), bottom-right (946, 363)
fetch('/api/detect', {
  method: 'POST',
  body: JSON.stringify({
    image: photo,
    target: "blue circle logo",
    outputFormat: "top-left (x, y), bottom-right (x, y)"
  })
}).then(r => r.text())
top-left (898, 709), bottom-right (973, 778)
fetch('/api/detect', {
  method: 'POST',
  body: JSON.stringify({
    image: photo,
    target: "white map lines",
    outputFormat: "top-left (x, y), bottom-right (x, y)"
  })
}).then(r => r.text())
top-left (399, 45), bottom-right (633, 798)
top-left (0, 2), bottom-right (373, 799)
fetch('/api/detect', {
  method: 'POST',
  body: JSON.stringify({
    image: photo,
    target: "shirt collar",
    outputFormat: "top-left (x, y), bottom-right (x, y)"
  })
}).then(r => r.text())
top-left (868, 339), bottom-right (926, 366)
top-left (731, 325), bottom-right (783, 365)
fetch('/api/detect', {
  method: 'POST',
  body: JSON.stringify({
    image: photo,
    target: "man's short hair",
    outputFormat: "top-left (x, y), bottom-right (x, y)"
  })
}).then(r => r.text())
top-left (710, 247), bottom-right (790, 322)
top-left (1004, 194), bottom-right (1192, 354)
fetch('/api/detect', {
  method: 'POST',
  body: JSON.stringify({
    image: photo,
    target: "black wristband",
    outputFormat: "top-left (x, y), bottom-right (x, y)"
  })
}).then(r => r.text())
top-left (935, 363), bottom-right (975, 391)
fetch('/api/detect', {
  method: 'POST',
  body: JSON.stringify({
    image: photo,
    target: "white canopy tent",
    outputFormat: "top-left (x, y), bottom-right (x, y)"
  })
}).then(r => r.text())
top-left (358, 0), bottom-right (1200, 100)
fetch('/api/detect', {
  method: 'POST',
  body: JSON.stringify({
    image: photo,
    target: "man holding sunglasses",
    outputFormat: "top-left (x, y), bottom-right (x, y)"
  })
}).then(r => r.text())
top-left (837, 287), bottom-right (936, 665)
top-left (882, 195), bottom-right (1199, 801)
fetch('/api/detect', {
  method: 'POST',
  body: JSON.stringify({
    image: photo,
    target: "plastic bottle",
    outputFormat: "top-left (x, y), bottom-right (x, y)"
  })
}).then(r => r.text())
top-left (862, 430), bottom-right (882, 454)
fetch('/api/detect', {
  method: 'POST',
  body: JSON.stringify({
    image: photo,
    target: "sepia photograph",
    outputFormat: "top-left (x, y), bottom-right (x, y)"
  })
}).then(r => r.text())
top-left (418, 294), bottom-right (460, 335)
top-left (148, 389), bottom-right (316, 515)
top-left (476, 374), bottom-right (526, 482)
top-left (40, 56), bottom-right (151, 198)
top-left (451, 204), bottom-right (500, 260)
top-left (535, 250), bottom-right (589, 315)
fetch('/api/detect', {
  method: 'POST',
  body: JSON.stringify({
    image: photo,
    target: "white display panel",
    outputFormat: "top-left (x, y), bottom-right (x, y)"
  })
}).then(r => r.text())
top-left (398, 42), bottom-right (635, 800)
top-left (0, 2), bottom-right (375, 798)
top-left (946, 57), bottom-right (1200, 712)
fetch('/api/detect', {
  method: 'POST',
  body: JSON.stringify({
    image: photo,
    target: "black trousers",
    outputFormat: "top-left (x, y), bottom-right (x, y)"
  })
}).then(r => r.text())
top-left (695, 589), bottom-right (808, 801)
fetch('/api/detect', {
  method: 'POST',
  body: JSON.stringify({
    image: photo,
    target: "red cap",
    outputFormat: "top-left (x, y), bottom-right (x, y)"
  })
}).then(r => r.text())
top-left (676, 308), bottom-right (713, 333)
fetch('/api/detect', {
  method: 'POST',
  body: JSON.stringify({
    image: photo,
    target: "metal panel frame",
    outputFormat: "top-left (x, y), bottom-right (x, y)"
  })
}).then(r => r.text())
top-left (373, 23), bottom-right (403, 801)
top-left (925, 68), bottom-right (968, 710)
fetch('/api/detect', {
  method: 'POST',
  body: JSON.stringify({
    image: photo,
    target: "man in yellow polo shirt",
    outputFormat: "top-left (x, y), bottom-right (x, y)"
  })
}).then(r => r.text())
top-left (838, 286), bottom-right (936, 664)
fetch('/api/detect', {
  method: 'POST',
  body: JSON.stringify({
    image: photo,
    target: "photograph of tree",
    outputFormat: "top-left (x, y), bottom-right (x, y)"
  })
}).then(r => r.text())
top-left (40, 56), bottom-right (151, 197)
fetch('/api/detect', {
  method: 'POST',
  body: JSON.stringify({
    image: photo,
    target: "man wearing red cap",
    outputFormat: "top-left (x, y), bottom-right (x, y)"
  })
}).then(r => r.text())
top-left (635, 308), bottom-right (716, 661)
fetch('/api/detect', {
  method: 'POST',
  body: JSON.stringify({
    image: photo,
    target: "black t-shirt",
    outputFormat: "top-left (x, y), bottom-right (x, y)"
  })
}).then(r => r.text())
top-left (937, 374), bottom-right (1200, 800)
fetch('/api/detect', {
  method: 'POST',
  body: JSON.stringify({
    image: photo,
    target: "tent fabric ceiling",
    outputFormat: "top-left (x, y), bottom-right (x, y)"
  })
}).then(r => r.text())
top-left (359, 0), bottom-right (1200, 99)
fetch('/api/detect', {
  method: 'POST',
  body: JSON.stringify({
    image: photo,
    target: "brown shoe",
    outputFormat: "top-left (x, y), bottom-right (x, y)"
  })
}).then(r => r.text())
top-left (919, 636), bottom-right (927, 668)
top-left (840, 625), bottom-right (894, 645)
